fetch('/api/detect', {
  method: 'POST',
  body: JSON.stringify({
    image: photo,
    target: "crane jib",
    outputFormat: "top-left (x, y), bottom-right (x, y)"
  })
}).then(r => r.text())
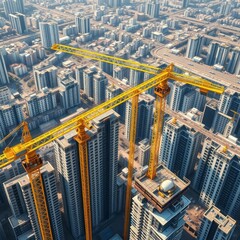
top-left (0, 45), bottom-right (224, 169)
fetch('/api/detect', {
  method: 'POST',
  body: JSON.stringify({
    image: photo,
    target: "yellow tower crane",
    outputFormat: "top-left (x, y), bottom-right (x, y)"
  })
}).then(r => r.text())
top-left (0, 44), bottom-right (224, 240)
top-left (0, 122), bottom-right (53, 240)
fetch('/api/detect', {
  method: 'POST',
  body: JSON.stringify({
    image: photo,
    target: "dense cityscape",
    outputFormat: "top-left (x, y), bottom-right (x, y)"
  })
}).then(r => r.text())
top-left (0, 0), bottom-right (240, 239)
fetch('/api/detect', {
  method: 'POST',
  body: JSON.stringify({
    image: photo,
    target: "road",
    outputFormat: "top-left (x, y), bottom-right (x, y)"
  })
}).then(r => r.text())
top-left (165, 107), bottom-right (240, 156)
top-left (151, 47), bottom-right (240, 91)
top-left (201, 33), bottom-right (240, 48)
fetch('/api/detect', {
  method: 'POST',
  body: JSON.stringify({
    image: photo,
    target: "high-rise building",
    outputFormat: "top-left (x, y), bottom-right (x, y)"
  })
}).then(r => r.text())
top-left (201, 99), bottom-right (218, 130)
top-left (218, 88), bottom-right (240, 116)
top-left (75, 65), bottom-right (87, 90)
top-left (194, 88), bottom-right (207, 111)
top-left (198, 139), bottom-right (231, 207)
top-left (182, 0), bottom-right (189, 8)
top-left (33, 63), bottom-right (58, 91)
top-left (181, 89), bottom-right (196, 113)
top-left (145, 0), bottom-right (160, 18)
top-left (0, 159), bottom-right (24, 204)
top-left (168, 82), bottom-right (191, 112)
top-left (27, 87), bottom-right (58, 117)
top-left (39, 22), bottom-right (59, 49)
top-left (206, 42), bottom-right (219, 66)
top-left (106, 84), bottom-right (125, 122)
top-left (93, 71), bottom-right (107, 104)
top-left (0, 53), bottom-right (10, 86)
top-left (138, 138), bottom-right (150, 167)
top-left (0, 101), bottom-right (25, 140)
top-left (108, 0), bottom-right (121, 8)
top-left (125, 94), bottom-right (154, 142)
top-left (113, 67), bottom-right (125, 80)
top-left (185, 35), bottom-right (203, 59)
top-left (75, 16), bottom-right (91, 34)
top-left (159, 117), bottom-right (202, 179)
top-left (0, 86), bottom-right (10, 105)
top-left (198, 206), bottom-right (236, 240)
top-left (227, 47), bottom-right (240, 74)
top-left (214, 43), bottom-right (230, 66)
top-left (83, 66), bottom-right (97, 99)
top-left (130, 164), bottom-right (191, 240)
top-left (219, 2), bottom-right (232, 15)
top-left (192, 138), bottom-right (219, 193)
top-left (9, 12), bottom-right (27, 34)
top-left (54, 110), bottom-right (119, 238)
top-left (3, 162), bottom-right (64, 240)
top-left (100, 61), bottom-right (113, 75)
top-left (54, 131), bottom-right (84, 239)
top-left (212, 112), bottom-right (231, 134)
top-left (129, 69), bottom-right (144, 87)
top-left (3, 0), bottom-right (24, 16)
top-left (59, 77), bottom-right (81, 110)
top-left (217, 155), bottom-right (240, 221)
top-left (193, 138), bottom-right (240, 219)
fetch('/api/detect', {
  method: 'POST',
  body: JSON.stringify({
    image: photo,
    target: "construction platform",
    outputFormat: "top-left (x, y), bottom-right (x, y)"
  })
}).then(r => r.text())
top-left (134, 164), bottom-right (190, 213)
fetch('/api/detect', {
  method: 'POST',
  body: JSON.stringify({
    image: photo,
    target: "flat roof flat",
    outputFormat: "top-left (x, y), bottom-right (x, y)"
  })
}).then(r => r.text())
top-left (204, 206), bottom-right (236, 234)
top-left (135, 164), bottom-right (190, 212)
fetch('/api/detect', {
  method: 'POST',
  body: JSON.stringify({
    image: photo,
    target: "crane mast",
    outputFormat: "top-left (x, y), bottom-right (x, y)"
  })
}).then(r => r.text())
top-left (1, 122), bottom-right (53, 240)
top-left (0, 44), bottom-right (224, 240)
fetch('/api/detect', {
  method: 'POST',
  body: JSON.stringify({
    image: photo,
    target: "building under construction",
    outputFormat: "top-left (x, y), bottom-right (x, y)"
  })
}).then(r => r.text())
top-left (131, 164), bottom-right (191, 240)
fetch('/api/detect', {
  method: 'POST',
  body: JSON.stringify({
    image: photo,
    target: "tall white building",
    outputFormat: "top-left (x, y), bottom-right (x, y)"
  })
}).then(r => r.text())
top-left (227, 47), bottom-right (240, 74)
top-left (193, 138), bottom-right (240, 220)
top-left (218, 88), bottom-right (239, 115)
top-left (159, 117), bottom-right (202, 179)
top-left (198, 206), bottom-right (236, 240)
top-left (0, 52), bottom-right (9, 86)
top-left (26, 87), bottom-right (58, 117)
top-left (0, 159), bottom-right (24, 204)
top-left (145, 0), bottom-right (160, 18)
top-left (3, 0), bottom-right (24, 15)
top-left (0, 101), bottom-right (25, 140)
top-left (93, 71), bottom-right (107, 104)
top-left (9, 12), bottom-right (27, 34)
top-left (75, 16), bottom-right (91, 34)
top-left (75, 65), bottom-right (87, 90)
top-left (39, 22), bottom-right (59, 49)
top-left (214, 43), bottom-right (230, 66)
top-left (138, 138), bottom-right (150, 167)
top-left (130, 165), bottom-right (191, 240)
top-left (129, 69), bottom-right (144, 87)
top-left (54, 110), bottom-right (119, 238)
top-left (3, 162), bottom-right (64, 240)
top-left (83, 66), bottom-right (97, 98)
top-left (33, 63), bottom-right (58, 91)
top-left (167, 82), bottom-right (191, 112)
top-left (206, 42), bottom-right (219, 66)
top-left (59, 77), bottom-right (81, 110)
top-left (106, 84), bottom-right (125, 122)
top-left (198, 139), bottom-right (232, 207)
top-left (185, 35), bottom-right (203, 59)
top-left (217, 154), bottom-right (240, 221)
top-left (54, 131), bottom-right (84, 239)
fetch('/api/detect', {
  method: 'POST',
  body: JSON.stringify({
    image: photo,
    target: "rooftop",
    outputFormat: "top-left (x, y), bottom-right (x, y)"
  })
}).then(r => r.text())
top-left (9, 213), bottom-right (29, 228)
top-left (3, 162), bottom-right (53, 189)
top-left (204, 206), bottom-right (236, 234)
top-left (134, 164), bottom-right (190, 212)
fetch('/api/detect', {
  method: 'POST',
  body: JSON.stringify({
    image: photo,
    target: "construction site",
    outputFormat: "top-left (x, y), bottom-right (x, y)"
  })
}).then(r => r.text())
top-left (3, 41), bottom-right (239, 240)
